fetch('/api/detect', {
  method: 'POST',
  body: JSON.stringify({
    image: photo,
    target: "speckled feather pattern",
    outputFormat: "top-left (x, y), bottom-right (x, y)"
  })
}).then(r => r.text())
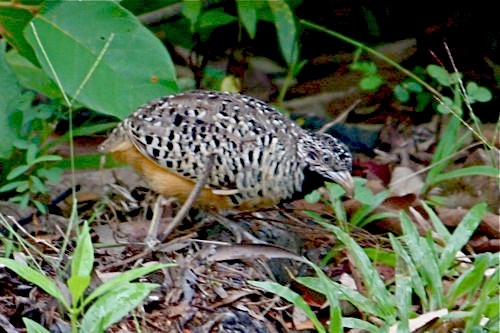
top-left (99, 90), bottom-right (352, 207)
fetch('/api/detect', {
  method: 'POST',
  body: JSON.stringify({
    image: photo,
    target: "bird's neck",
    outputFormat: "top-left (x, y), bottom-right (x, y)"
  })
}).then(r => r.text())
top-left (289, 168), bottom-right (328, 201)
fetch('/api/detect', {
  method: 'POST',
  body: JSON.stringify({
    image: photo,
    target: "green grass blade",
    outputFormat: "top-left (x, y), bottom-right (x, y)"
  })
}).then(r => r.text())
top-left (297, 276), bottom-right (384, 319)
top-left (364, 247), bottom-right (397, 267)
top-left (342, 317), bottom-right (380, 332)
top-left (464, 267), bottom-right (499, 331)
top-left (399, 212), bottom-right (444, 308)
top-left (389, 234), bottom-right (428, 310)
top-left (431, 166), bottom-right (499, 184)
top-left (395, 259), bottom-right (412, 332)
top-left (439, 203), bottom-right (487, 273)
top-left (291, 260), bottom-right (343, 333)
top-left (446, 253), bottom-right (490, 308)
top-left (325, 224), bottom-right (397, 320)
top-left (249, 281), bottom-right (326, 333)
top-left (421, 201), bottom-right (451, 240)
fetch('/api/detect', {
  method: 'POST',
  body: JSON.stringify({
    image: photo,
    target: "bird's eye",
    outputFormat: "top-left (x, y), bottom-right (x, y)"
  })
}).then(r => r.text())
top-left (323, 154), bottom-right (330, 163)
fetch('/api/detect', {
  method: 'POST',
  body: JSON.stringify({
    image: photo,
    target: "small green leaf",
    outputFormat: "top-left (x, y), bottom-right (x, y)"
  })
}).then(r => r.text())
top-left (25, 144), bottom-right (38, 166)
top-left (360, 75), bottom-right (384, 91)
top-left (22, 318), bottom-right (51, 333)
top-left (394, 84), bottom-right (410, 103)
top-left (415, 90), bottom-right (432, 112)
top-left (10, 193), bottom-right (30, 209)
top-left (30, 175), bottom-right (49, 194)
top-left (350, 60), bottom-right (377, 75)
top-left (73, 123), bottom-right (117, 137)
top-left (354, 183), bottom-right (376, 204)
top-left (32, 154), bottom-right (62, 164)
top-left (37, 167), bottom-right (63, 183)
top-left (6, 164), bottom-right (31, 181)
top-left (364, 248), bottom-right (397, 267)
top-left (406, 81), bottom-right (423, 92)
top-left (69, 221), bottom-right (94, 302)
top-left (35, 104), bottom-right (55, 120)
top-left (0, 180), bottom-right (29, 192)
top-left (13, 139), bottom-right (30, 149)
top-left (436, 96), bottom-right (455, 114)
top-left (32, 199), bottom-right (47, 214)
top-left (427, 64), bottom-right (451, 86)
top-left (29, 155), bottom-right (62, 164)
top-left (449, 72), bottom-right (462, 85)
top-left (199, 9), bottom-right (237, 30)
top-left (182, 0), bottom-right (203, 31)
top-left (80, 283), bottom-right (159, 332)
top-left (297, 275), bottom-right (384, 319)
top-left (325, 182), bottom-right (345, 200)
top-left (304, 190), bottom-right (321, 203)
top-left (466, 82), bottom-right (492, 103)
top-left (236, 0), bottom-right (257, 39)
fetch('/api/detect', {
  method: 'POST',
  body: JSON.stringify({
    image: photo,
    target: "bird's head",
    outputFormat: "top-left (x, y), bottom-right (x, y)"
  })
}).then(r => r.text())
top-left (298, 133), bottom-right (354, 194)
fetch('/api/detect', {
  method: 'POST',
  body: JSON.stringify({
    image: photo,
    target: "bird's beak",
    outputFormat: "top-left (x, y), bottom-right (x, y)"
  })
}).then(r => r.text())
top-left (329, 170), bottom-right (354, 196)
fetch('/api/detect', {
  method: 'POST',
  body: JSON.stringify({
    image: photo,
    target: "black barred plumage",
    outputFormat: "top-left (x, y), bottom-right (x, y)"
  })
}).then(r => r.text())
top-left (98, 90), bottom-right (353, 211)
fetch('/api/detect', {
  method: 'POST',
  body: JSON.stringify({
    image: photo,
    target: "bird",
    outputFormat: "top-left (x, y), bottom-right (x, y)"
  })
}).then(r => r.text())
top-left (98, 90), bottom-right (353, 212)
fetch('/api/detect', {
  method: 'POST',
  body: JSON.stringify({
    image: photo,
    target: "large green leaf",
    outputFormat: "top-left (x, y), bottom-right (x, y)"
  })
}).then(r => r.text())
top-left (24, 0), bottom-right (178, 119)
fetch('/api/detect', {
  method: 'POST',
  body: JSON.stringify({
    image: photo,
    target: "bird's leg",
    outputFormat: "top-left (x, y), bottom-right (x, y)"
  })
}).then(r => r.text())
top-left (157, 154), bottom-right (215, 243)
top-left (144, 194), bottom-right (167, 248)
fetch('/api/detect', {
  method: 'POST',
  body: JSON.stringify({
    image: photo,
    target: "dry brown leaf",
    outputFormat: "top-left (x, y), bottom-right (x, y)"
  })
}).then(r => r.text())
top-left (292, 306), bottom-right (315, 330)
top-left (389, 308), bottom-right (448, 333)
top-left (389, 166), bottom-right (424, 196)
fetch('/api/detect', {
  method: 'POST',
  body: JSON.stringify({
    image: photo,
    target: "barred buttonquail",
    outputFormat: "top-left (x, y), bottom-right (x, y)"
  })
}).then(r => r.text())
top-left (98, 90), bottom-right (353, 211)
